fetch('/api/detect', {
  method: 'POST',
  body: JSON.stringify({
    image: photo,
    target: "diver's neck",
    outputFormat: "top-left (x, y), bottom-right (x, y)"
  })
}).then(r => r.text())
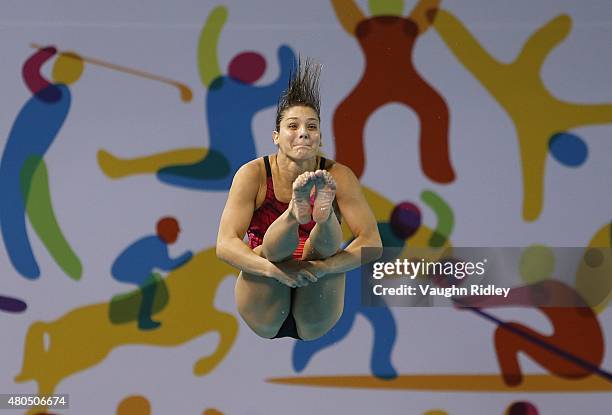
top-left (275, 152), bottom-right (317, 182)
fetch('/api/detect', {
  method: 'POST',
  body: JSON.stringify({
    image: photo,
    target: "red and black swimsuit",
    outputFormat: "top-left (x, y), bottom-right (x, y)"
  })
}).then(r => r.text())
top-left (247, 155), bottom-right (328, 259)
top-left (246, 155), bottom-right (333, 339)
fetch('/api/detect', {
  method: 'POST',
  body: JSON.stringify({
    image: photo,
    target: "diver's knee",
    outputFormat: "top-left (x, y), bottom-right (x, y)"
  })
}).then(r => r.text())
top-left (235, 297), bottom-right (288, 339)
top-left (296, 319), bottom-right (337, 341)
top-left (252, 324), bottom-right (283, 339)
top-left (261, 245), bottom-right (289, 263)
top-left (295, 309), bottom-right (342, 341)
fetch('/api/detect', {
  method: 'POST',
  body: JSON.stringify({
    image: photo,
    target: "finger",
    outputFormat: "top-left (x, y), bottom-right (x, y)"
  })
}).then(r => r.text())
top-left (296, 275), bottom-right (309, 287)
top-left (301, 270), bottom-right (318, 283)
top-left (277, 276), bottom-right (297, 288)
top-left (289, 275), bottom-right (302, 287)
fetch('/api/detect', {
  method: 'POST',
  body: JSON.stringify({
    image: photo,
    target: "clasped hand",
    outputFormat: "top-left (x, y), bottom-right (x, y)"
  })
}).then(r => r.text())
top-left (268, 258), bottom-right (327, 288)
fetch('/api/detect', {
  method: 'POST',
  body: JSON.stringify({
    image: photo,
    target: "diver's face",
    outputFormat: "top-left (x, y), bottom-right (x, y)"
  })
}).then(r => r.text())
top-left (273, 105), bottom-right (321, 161)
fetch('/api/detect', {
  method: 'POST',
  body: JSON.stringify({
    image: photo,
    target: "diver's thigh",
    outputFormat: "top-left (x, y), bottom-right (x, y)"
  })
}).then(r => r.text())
top-left (292, 272), bottom-right (345, 339)
top-left (235, 270), bottom-right (291, 338)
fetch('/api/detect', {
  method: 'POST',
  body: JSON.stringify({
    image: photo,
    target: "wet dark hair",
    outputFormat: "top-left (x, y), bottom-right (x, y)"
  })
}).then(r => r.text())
top-left (275, 57), bottom-right (321, 131)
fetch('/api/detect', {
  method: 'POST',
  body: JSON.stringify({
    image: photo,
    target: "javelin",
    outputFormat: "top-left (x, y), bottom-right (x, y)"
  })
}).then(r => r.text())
top-left (31, 43), bottom-right (193, 102)
top-left (453, 298), bottom-right (612, 382)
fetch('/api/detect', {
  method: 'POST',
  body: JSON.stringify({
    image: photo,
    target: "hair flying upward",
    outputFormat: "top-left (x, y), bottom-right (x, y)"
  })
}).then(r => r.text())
top-left (275, 57), bottom-right (321, 131)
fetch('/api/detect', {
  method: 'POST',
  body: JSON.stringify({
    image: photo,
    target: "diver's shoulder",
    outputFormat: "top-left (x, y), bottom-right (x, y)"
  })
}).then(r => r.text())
top-left (326, 160), bottom-right (355, 178)
top-left (235, 158), bottom-right (266, 182)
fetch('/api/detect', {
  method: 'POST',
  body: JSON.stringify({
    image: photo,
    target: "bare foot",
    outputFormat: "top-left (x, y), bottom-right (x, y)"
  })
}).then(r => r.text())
top-left (292, 171), bottom-right (316, 224)
top-left (312, 170), bottom-right (336, 223)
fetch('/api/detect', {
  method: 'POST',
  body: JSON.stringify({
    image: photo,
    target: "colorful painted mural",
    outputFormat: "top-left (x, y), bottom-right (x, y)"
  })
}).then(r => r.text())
top-left (0, 1), bottom-right (610, 414)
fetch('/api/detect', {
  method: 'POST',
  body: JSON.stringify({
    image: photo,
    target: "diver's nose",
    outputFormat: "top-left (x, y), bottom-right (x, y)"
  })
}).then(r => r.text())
top-left (298, 125), bottom-right (309, 139)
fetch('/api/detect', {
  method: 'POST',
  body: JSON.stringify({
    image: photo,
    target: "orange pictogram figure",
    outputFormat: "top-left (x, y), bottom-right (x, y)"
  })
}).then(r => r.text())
top-left (331, 0), bottom-right (454, 183)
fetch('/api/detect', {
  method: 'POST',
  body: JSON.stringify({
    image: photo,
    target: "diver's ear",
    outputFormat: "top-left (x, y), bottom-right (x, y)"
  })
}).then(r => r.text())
top-left (272, 130), bottom-right (279, 146)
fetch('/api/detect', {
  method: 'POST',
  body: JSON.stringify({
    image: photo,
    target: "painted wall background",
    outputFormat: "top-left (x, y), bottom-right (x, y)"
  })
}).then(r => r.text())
top-left (0, 0), bottom-right (611, 414)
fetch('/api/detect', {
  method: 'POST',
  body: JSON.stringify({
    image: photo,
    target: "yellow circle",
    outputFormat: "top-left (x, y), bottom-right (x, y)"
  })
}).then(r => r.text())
top-left (52, 52), bottom-right (84, 85)
top-left (116, 395), bottom-right (150, 415)
top-left (519, 244), bottom-right (555, 283)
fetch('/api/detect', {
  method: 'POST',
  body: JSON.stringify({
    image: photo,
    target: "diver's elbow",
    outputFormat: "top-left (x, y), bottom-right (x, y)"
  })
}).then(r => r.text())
top-left (216, 240), bottom-right (229, 263)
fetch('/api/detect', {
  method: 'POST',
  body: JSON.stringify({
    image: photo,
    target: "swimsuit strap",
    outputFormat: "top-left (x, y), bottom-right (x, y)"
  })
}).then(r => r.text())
top-left (263, 155), bottom-right (272, 178)
top-left (319, 156), bottom-right (327, 170)
top-left (263, 156), bottom-right (275, 201)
